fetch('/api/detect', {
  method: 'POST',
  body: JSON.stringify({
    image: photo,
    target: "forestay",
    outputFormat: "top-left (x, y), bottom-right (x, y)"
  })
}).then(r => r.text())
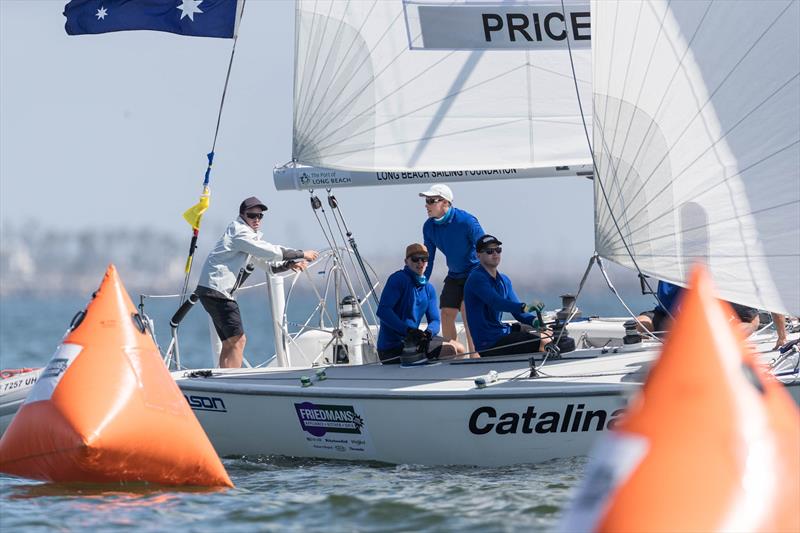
top-left (592, 0), bottom-right (800, 315)
top-left (282, 0), bottom-right (592, 188)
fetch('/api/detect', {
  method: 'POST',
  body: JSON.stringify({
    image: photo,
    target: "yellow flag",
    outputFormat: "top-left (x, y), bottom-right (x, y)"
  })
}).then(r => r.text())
top-left (182, 186), bottom-right (210, 230)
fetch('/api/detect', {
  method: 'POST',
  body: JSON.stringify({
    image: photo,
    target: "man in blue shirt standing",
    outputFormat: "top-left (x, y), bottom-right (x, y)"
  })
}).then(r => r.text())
top-left (377, 243), bottom-right (467, 363)
top-left (420, 184), bottom-right (484, 353)
top-left (464, 235), bottom-right (550, 357)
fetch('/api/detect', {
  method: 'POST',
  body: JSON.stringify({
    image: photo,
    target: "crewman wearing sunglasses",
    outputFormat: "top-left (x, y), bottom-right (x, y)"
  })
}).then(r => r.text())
top-left (418, 183), bottom-right (485, 354)
top-left (376, 243), bottom-right (467, 364)
top-left (196, 196), bottom-right (319, 368)
top-left (464, 234), bottom-right (551, 357)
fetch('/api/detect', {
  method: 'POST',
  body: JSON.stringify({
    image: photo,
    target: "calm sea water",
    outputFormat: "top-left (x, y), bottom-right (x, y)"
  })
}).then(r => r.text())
top-left (0, 290), bottom-right (645, 531)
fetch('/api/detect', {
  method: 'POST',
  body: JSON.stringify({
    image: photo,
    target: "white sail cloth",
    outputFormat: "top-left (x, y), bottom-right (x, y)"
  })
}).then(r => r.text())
top-left (291, 0), bottom-right (592, 173)
top-left (592, 0), bottom-right (800, 315)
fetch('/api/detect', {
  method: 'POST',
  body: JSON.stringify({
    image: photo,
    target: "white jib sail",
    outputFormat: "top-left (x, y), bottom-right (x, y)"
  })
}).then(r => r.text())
top-left (290, 0), bottom-right (592, 177)
top-left (592, 0), bottom-right (800, 315)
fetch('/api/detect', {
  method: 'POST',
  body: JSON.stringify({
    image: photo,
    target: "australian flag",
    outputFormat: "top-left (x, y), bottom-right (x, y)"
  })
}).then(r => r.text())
top-left (64, 0), bottom-right (242, 39)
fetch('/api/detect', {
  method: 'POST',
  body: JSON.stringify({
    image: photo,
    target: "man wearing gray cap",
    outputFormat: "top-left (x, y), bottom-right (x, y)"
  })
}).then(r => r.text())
top-left (419, 183), bottom-right (484, 352)
top-left (196, 196), bottom-right (319, 368)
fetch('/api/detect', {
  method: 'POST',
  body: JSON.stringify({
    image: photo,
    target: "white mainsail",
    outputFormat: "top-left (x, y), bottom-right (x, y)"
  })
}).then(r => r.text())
top-left (592, 0), bottom-right (800, 315)
top-left (286, 0), bottom-right (592, 181)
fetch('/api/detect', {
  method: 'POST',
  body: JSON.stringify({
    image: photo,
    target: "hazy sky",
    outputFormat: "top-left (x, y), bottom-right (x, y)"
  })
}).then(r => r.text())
top-left (1, 1), bottom-right (616, 291)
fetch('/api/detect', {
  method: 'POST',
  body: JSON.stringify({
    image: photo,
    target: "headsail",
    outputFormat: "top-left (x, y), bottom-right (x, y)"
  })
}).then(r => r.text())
top-left (592, 0), bottom-right (800, 315)
top-left (280, 0), bottom-right (593, 188)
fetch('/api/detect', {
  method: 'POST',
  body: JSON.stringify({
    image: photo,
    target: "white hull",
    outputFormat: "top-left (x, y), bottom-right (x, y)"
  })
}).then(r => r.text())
top-left (175, 336), bottom-right (799, 466)
top-left (0, 369), bottom-right (43, 435)
top-left (2, 333), bottom-right (797, 466)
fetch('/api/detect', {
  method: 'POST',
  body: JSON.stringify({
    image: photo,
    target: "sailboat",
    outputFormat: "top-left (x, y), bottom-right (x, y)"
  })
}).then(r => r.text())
top-left (3, 0), bottom-right (798, 465)
top-left (166, 0), bottom-right (800, 465)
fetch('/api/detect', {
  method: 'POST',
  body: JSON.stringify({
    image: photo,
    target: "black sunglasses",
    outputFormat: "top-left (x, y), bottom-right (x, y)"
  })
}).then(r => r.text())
top-left (245, 212), bottom-right (264, 220)
top-left (408, 255), bottom-right (429, 263)
top-left (425, 197), bottom-right (444, 205)
top-left (481, 247), bottom-right (502, 255)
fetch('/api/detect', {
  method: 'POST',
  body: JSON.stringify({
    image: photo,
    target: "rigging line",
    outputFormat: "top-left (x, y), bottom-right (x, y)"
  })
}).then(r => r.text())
top-left (313, 194), bottom-right (372, 340)
top-left (599, 0), bottom-right (794, 232)
top-left (595, 0), bottom-right (701, 234)
top-left (537, 255), bottom-right (595, 370)
top-left (300, 261), bottom-right (338, 328)
top-left (312, 63), bottom-right (527, 154)
top-left (325, 190), bottom-right (379, 325)
top-left (297, 8), bottom-right (407, 147)
top-left (209, 1), bottom-right (246, 156)
top-left (294, 0), bottom-right (337, 133)
top-left (596, 256), bottom-right (663, 343)
top-left (326, 191), bottom-right (382, 317)
top-left (179, 0), bottom-right (247, 303)
top-left (295, 0), bottom-right (377, 137)
top-left (559, 0), bottom-right (664, 312)
top-left (295, 0), bottom-right (352, 132)
top-left (308, 210), bottom-right (367, 335)
top-left (281, 266), bottom-right (343, 355)
top-left (602, 138), bottom-right (800, 251)
top-left (310, 194), bottom-right (344, 262)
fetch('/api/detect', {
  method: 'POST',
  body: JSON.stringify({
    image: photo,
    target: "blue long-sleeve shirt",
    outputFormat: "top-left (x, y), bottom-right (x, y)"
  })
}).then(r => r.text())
top-left (377, 266), bottom-right (441, 351)
top-left (655, 281), bottom-right (683, 314)
top-left (464, 266), bottom-right (536, 352)
top-left (423, 207), bottom-right (484, 280)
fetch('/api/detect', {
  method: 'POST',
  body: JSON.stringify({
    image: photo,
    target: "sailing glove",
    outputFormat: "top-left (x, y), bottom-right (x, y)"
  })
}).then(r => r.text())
top-left (405, 328), bottom-right (426, 344)
top-left (523, 300), bottom-right (545, 313)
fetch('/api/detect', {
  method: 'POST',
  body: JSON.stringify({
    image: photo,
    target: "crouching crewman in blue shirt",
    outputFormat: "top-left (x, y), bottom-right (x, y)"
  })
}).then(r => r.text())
top-left (377, 244), bottom-right (468, 364)
top-left (464, 235), bottom-right (551, 357)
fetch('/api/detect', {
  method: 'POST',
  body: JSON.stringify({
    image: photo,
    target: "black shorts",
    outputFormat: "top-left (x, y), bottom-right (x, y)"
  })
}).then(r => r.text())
top-left (378, 336), bottom-right (445, 364)
top-left (482, 324), bottom-right (541, 357)
top-left (640, 308), bottom-right (669, 333)
top-left (196, 286), bottom-right (243, 341)
top-left (440, 276), bottom-right (467, 309)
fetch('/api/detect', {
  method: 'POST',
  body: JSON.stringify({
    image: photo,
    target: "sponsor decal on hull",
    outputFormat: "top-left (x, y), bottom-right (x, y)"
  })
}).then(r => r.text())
top-left (294, 401), bottom-right (374, 457)
top-left (184, 394), bottom-right (227, 412)
top-left (469, 403), bottom-right (626, 435)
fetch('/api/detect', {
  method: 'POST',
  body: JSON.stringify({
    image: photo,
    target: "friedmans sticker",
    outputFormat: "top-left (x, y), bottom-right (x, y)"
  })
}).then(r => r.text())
top-left (294, 401), bottom-right (365, 437)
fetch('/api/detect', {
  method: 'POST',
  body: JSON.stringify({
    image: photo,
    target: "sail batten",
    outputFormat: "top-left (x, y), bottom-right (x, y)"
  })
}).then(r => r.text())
top-left (593, 0), bottom-right (800, 315)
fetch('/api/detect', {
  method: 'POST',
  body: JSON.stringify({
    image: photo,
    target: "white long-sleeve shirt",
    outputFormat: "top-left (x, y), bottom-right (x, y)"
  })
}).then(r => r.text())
top-left (197, 217), bottom-right (303, 299)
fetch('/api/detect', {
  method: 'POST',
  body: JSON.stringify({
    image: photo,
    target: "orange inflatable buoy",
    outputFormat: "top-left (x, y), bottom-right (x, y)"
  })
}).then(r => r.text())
top-left (0, 265), bottom-right (232, 487)
top-left (560, 265), bottom-right (800, 532)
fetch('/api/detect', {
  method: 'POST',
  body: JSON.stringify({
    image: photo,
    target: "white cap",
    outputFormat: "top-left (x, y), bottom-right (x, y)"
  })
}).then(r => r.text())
top-left (418, 183), bottom-right (453, 203)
